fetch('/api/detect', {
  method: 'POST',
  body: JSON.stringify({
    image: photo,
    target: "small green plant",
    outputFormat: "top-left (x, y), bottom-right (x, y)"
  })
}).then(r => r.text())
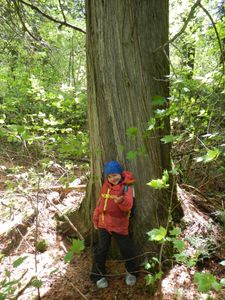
top-left (195, 148), bottom-right (221, 164)
top-left (145, 225), bottom-right (186, 286)
top-left (36, 240), bottom-right (48, 253)
top-left (147, 170), bottom-right (169, 190)
top-left (146, 169), bottom-right (225, 297)
top-left (0, 256), bottom-right (28, 300)
top-left (64, 239), bottom-right (85, 263)
top-left (180, 260), bottom-right (225, 296)
top-left (194, 272), bottom-right (221, 293)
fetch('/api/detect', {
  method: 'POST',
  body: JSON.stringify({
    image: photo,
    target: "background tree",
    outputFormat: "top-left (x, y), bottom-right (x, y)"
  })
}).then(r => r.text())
top-left (0, 0), bottom-right (224, 248)
top-left (82, 0), bottom-right (182, 249)
top-left (0, 0), bottom-right (87, 161)
top-left (170, 0), bottom-right (225, 195)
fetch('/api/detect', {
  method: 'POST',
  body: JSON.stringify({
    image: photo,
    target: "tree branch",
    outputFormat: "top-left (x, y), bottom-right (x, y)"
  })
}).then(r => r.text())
top-left (12, 0), bottom-right (40, 42)
top-left (58, 0), bottom-right (67, 23)
top-left (47, 197), bottom-right (85, 241)
top-left (17, 0), bottom-right (86, 34)
top-left (14, 276), bottom-right (35, 299)
top-left (154, 0), bottom-right (201, 52)
top-left (199, 3), bottom-right (225, 75)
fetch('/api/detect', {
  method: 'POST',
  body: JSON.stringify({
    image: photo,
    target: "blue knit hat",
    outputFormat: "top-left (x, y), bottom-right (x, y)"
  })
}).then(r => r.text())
top-left (104, 160), bottom-right (123, 177)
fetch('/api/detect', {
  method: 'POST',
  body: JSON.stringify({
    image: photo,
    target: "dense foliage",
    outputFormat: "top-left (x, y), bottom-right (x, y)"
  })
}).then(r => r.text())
top-left (169, 0), bottom-right (225, 196)
top-left (0, 0), bottom-right (87, 161)
top-left (0, 1), bottom-right (224, 173)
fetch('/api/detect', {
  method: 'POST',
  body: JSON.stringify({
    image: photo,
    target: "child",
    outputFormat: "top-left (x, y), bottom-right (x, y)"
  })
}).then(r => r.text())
top-left (90, 160), bottom-right (139, 288)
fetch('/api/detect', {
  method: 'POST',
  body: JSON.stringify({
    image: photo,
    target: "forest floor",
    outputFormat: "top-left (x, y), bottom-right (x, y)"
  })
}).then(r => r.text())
top-left (0, 159), bottom-right (225, 300)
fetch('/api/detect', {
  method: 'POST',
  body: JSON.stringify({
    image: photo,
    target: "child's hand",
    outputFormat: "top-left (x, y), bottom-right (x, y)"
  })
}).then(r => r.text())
top-left (112, 195), bottom-right (123, 204)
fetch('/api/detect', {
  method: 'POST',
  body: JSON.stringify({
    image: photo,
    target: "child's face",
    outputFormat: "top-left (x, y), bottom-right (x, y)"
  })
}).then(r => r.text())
top-left (107, 173), bottom-right (122, 185)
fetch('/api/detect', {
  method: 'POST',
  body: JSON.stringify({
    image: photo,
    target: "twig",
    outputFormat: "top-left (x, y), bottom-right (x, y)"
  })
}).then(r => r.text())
top-left (154, 0), bottom-right (201, 52)
top-left (15, 227), bottom-right (35, 253)
top-left (199, 3), bottom-right (225, 75)
top-left (180, 183), bottom-right (209, 202)
top-left (58, 270), bottom-right (88, 300)
top-left (34, 177), bottom-right (41, 300)
top-left (68, 278), bottom-right (88, 300)
top-left (159, 176), bottom-right (176, 300)
top-left (27, 184), bottom-right (86, 193)
top-left (90, 269), bottom-right (146, 278)
top-left (12, 0), bottom-right (40, 42)
top-left (98, 250), bottom-right (158, 263)
top-left (197, 173), bottom-right (224, 190)
top-left (17, 0), bottom-right (86, 34)
top-left (15, 275), bottom-right (35, 299)
top-left (162, 47), bottom-right (178, 79)
top-left (47, 198), bottom-right (84, 240)
top-left (58, 0), bottom-right (66, 22)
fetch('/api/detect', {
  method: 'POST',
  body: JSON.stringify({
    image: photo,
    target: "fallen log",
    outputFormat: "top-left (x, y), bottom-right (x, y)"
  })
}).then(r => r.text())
top-left (28, 184), bottom-right (87, 193)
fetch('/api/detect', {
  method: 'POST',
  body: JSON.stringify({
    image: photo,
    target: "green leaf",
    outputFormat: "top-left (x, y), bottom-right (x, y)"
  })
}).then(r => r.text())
top-left (71, 239), bottom-right (85, 254)
top-left (0, 252), bottom-right (4, 262)
top-left (154, 108), bottom-right (168, 117)
top-left (169, 227), bottom-right (181, 237)
top-left (147, 226), bottom-right (167, 242)
top-left (155, 271), bottom-right (163, 280)
top-left (147, 179), bottom-right (166, 189)
top-left (152, 95), bottom-right (166, 106)
top-left (170, 166), bottom-right (181, 176)
top-left (145, 262), bottom-right (151, 270)
top-left (161, 135), bottom-right (180, 144)
top-left (194, 272), bottom-right (220, 292)
top-left (31, 278), bottom-right (43, 288)
top-left (173, 240), bottom-right (185, 252)
top-left (195, 148), bottom-right (221, 163)
top-left (147, 118), bottom-right (156, 131)
top-left (186, 258), bottom-right (197, 268)
top-left (13, 256), bottom-right (28, 268)
top-left (145, 274), bottom-right (155, 285)
top-left (147, 170), bottom-right (169, 189)
top-left (152, 257), bottom-right (159, 263)
top-left (174, 252), bottom-right (188, 263)
top-left (5, 269), bottom-right (11, 277)
top-left (126, 127), bottom-right (138, 137)
top-left (64, 251), bottom-right (74, 263)
top-left (162, 170), bottom-right (169, 182)
top-left (126, 151), bottom-right (138, 160)
top-left (211, 281), bottom-right (221, 292)
top-left (220, 278), bottom-right (225, 286)
top-left (50, 268), bottom-right (59, 275)
top-left (0, 293), bottom-right (5, 300)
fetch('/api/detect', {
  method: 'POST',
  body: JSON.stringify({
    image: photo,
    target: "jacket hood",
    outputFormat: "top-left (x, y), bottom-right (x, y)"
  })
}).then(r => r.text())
top-left (104, 170), bottom-right (135, 187)
top-left (121, 170), bottom-right (135, 185)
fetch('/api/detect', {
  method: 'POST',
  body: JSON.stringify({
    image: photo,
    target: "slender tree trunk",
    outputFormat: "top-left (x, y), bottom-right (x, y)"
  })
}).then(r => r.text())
top-left (81, 0), bottom-right (181, 250)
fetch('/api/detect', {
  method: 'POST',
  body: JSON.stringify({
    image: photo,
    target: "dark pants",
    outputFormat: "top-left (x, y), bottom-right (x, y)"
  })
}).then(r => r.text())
top-left (90, 228), bottom-right (139, 282)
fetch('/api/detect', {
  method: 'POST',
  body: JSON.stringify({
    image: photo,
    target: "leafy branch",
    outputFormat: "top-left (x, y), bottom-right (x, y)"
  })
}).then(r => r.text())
top-left (199, 2), bottom-right (225, 75)
top-left (17, 0), bottom-right (86, 34)
top-left (12, 0), bottom-right (41, 42)
top-left (154, 0), bottom-right (201, 52)
top-left (155, 0), bottom-right (224, 75)
top-left (58, 0), bottom-right (67, 23)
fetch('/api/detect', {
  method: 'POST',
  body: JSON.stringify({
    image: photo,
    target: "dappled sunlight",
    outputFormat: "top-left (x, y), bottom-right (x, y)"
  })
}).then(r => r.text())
top-left (0, 161), bottom-right (86, 299)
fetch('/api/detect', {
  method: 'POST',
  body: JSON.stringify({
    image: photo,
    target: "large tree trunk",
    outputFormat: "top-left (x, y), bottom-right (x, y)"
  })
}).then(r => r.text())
top-left (81, 0), bottom-right (180, 250)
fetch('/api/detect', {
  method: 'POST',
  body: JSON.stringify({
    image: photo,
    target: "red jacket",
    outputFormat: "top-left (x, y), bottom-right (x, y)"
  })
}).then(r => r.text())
top-left (93, 171), bottom-right (135, 235)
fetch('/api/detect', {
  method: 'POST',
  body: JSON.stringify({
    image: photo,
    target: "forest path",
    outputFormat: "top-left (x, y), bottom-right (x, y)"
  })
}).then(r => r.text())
top-left (0, 161), bottom-right (225, 300)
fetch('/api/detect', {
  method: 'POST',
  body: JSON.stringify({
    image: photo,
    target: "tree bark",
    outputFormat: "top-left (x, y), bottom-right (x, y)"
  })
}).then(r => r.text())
top-left (82, 0), bottom-right (181, 250)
